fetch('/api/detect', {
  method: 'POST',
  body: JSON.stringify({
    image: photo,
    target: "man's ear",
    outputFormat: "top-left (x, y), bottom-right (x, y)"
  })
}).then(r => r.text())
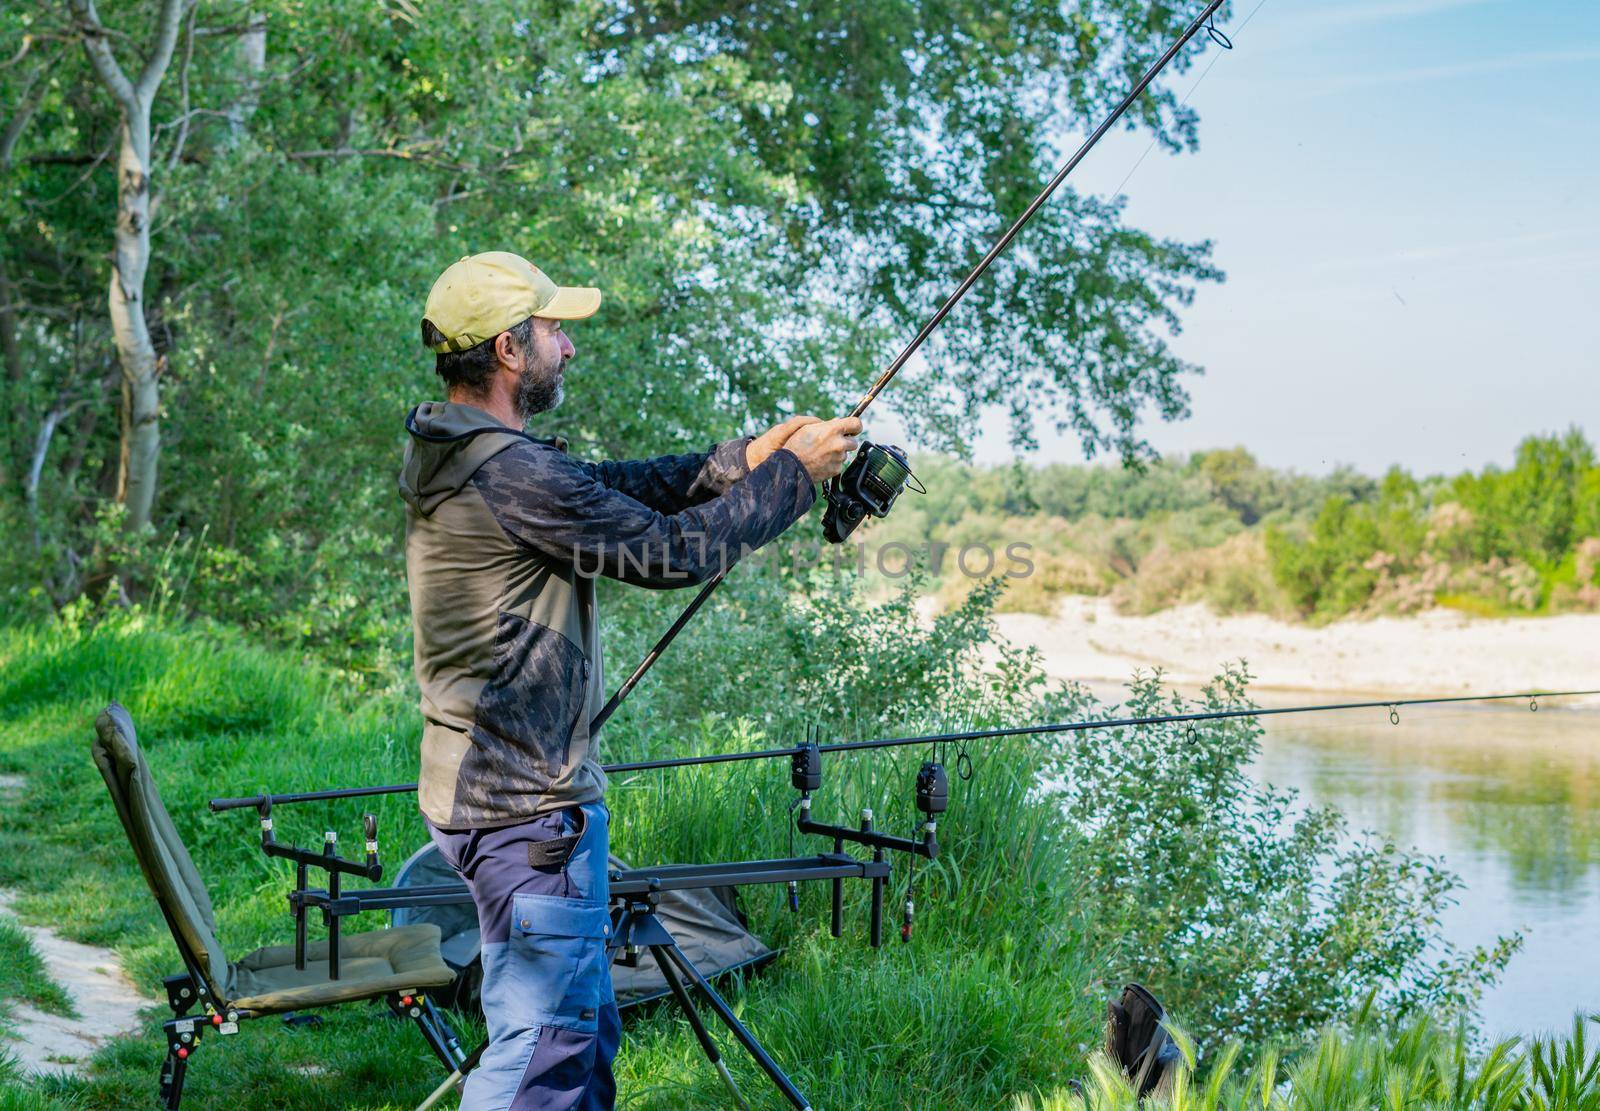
top-left (494, 329), bottom-right (521, 372)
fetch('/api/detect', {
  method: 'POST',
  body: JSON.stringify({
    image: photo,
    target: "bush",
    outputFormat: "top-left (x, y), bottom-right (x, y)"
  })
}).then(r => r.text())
top-left (1267, 429), bottom-right (1600, 620)
top-left (1111, 533), bottom-right (1288, 617)
top-left (1039, 668), bottom-right (1514, 1053)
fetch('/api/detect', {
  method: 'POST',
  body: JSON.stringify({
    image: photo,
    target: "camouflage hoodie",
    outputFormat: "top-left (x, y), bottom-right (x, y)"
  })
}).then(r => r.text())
top-left (398, 401), bottom-right (816, 829)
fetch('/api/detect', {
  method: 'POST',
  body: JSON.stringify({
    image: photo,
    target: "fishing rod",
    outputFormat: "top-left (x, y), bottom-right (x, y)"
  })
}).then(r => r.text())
top-left (589, 0), bottom-right (1232, 735)
top-left (209, 688), bottom-right (1600, 812)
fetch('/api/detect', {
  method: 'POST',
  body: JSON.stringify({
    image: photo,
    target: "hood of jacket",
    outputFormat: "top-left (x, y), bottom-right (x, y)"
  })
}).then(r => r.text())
top-left (398, 401), bottom-right (533, 517)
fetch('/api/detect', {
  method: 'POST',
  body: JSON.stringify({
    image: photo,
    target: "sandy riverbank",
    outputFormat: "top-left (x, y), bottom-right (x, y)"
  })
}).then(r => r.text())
top-left (986, 596), bottom-right (1600, 698)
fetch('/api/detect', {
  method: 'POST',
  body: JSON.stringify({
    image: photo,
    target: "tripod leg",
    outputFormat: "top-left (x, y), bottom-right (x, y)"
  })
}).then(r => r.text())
top-left (656, 942), bottom-right (813, 1111)
top-left (653, 947), bottom-right (750, 1110)
top-left (422, 997), bottom-right (467, 1067)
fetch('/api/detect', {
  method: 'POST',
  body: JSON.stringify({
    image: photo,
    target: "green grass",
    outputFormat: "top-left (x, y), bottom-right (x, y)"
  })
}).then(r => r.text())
top-left (3, 612), bottom-right (1599, 1108)
top-left (0, 917), bottom-right (76, 1029)
top-left (0, 615), bottom-right (1101, 1108)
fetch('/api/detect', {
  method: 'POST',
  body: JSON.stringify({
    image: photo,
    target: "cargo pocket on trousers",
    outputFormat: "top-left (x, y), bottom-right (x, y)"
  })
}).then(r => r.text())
top-left (510, 892), bottom-right (611, 1034)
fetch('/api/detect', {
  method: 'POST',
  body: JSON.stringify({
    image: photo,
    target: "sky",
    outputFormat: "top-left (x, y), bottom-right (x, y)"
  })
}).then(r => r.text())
top-left (883, 0), bottom-right (1600, 477)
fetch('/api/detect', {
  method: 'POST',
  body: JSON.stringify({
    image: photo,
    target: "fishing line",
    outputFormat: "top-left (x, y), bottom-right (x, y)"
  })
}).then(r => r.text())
top-left (1109, 0), bottom-right (1276, 199)
top-left (592, 0), bottom-right (1238, 733)
top-left (600, 688), bottom-right (1600, 773)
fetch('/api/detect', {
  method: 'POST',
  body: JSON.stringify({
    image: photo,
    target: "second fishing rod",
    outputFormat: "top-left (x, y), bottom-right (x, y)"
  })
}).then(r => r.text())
top-left (208, 688), bottom-right (1600, 813)
top-left (591, 0), bottom-right (1232, 733)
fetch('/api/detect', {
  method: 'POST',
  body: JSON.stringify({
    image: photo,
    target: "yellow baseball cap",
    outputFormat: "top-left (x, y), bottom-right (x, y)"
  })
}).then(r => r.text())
top-left (422, 251), bottom-right (601, 353)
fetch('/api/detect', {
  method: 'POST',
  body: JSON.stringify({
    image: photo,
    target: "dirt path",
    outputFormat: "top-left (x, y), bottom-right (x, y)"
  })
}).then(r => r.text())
top-left (0, 890), bottom-right (148, 1076)
top-left (989, 596), bottom-right (1600, 697)
top-left (0, 773), bottom-right (147, 1076)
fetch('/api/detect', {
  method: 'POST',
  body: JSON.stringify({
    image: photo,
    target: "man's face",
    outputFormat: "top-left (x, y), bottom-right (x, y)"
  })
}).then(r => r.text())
top-left (513, 318), bottom-right (576, 420)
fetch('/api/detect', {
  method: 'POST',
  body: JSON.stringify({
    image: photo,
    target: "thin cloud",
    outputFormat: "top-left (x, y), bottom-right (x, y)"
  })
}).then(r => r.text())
top-left (1293, 0), bottom-right (1500, 30)
top-left (1254, 0), bottom-right (1502, 46)
top-left (1311, 47), bottom-right (1600, 90)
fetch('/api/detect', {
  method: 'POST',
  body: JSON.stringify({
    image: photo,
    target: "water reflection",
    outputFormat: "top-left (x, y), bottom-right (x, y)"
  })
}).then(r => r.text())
top-left (1252, 694), bottom-right (1600, 1038)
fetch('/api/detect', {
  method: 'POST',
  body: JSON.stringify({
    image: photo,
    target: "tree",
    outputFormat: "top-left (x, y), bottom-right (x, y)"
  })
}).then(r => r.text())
top-left (69, 0), bottom-right (190, 534)
top-left (2, 0), bottom-right (1225, 646)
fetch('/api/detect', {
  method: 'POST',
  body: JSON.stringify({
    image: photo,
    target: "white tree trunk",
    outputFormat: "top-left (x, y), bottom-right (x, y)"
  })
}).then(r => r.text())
top-left (227, 17), bottom-right (266, 145)
top-left (109, 104), bottom-right (162, 530)
top-left (72, 0), bottom-right (189, 534)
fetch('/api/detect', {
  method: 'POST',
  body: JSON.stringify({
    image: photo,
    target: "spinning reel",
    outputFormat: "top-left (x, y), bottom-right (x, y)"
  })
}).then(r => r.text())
top-left (821, 441), bottom-right (925, 544)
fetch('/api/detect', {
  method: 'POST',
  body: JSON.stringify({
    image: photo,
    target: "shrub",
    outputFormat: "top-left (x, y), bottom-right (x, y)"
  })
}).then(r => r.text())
top-left (1038, 668), bottom-right (1514, 1053)
top-left (1267, 429), bottom-right (1600, 620)
top-left (1112, 533), bottom-right (1287, 617)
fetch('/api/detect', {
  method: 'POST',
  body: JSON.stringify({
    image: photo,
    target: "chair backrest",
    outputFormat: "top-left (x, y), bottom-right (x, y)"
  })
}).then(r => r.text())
top-left (92, 702), bottom-right (230, 1000)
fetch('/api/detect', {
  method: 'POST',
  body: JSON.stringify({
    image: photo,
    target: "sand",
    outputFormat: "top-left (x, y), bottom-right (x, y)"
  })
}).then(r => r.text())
top-left (988, 595), bottom-right (1600, 698)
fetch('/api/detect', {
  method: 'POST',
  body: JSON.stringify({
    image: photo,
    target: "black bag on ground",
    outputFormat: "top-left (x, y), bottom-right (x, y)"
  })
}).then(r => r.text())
top-left (1106, 983), bottom-right (1183, 1097)
top-left (388, 842), bottom-right (776, 1015)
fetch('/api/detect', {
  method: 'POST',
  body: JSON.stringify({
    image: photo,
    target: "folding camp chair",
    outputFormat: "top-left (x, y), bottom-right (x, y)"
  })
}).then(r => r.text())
top-left (92, 702), bottom-right (463, 1109)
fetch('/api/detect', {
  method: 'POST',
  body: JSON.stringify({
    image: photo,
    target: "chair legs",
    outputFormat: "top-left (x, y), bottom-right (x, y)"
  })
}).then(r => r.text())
top-left (159, 1049), bottom-right (188, 1111)
top-left (152, 989), bottom-right (464, 1108)
top-left (160, 1017), bottom-right (201, 1110)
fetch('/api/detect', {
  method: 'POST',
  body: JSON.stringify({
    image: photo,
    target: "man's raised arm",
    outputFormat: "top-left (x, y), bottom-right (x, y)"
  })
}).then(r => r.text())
top-left (472, 417), bottom-right (858, 587)
top-left (576, 416), bottom-right (822, 514)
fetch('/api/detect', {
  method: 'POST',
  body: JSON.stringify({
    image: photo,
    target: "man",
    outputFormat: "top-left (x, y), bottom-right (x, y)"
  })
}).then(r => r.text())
top-left (398, 251), bottom-right (860, 1110)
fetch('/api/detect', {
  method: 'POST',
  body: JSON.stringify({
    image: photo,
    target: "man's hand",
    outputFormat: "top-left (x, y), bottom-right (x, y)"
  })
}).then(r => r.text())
top-left (746, 415), bottom-right (822, 471)
top-left (783, 416), bottom-right (864, 483)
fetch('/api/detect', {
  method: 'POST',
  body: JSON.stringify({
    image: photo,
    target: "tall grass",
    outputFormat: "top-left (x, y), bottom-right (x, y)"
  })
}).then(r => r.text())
top-left (0, 584), bottom-right (1588, 1107)
top-left (0, 917), bottom-right (75, 1027)
top-left (1016, 1009), bottom-right (1600, 1110)
top-left (0, 595), bottom-right (1105, 1107)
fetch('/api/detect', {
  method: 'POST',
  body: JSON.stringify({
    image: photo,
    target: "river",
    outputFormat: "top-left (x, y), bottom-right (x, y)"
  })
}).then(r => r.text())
top-left (1251, 692), bottom-right (1600, 1039)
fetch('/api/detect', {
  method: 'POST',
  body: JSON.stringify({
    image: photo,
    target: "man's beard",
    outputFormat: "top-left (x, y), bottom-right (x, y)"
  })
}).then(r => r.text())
top-left (514, 355), bottom-right (565, 420)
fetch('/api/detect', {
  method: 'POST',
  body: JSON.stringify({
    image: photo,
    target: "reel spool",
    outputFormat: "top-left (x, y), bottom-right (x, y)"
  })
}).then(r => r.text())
top-left (822, 442), bottom-right (923, 544)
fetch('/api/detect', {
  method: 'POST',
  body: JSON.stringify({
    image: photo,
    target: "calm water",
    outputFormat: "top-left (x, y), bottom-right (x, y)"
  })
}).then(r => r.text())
top-left (1251, 693), bottom-right (1600, 1039)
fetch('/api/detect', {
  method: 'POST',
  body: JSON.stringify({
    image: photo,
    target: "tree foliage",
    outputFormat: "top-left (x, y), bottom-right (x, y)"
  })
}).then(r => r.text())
top-left (1266, 429), bottom-right (1600, 620)
top-left (1, 0), bottom-right (1222, 642)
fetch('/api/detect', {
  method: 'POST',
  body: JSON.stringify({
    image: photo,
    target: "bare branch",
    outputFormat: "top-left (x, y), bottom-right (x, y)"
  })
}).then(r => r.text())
top-left (0, 301), bottom-right (79, 319)
top-left (1, 64), bottom-right (48, 170)
top-left (1, 33), bottom-right (35, 69)
top-left (435, 188), bottom-right (486, 207)
top-left (30, 138), bottom-right (116, 207)
top-left (264, 52), bottom-right (315, 85)
top-left (25, 151), bottom-right (111, 165)
top-left (154, 107), bottom-right (237, 138)
top-left (0, 30), bottom-right (84, 69)
top-left (284, 145), bottom-right (472, 172)
top-left (165, 3), bottom-right (199, 170)
top-left (28, 402), bottom-right (86, 505)
top-left (68, 0), bottom-right (138, 110)
top-left (136, 0), bottom-right (192, 101)
top-left (195, 18), bottom-right (268, 38)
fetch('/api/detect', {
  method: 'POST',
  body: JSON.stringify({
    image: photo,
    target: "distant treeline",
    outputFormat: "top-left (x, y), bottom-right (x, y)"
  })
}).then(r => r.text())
top-left (877, 428), bottom-right (1600, 621)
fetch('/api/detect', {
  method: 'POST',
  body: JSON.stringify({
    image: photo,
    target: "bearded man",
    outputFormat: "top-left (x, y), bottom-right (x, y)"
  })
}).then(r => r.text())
top-left (399, 252), bottom-right (859, 1110)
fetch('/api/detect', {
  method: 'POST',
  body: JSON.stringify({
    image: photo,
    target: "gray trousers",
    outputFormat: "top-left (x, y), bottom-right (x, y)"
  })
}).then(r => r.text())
top-left (429, 804), bottom-right (620, 1110)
